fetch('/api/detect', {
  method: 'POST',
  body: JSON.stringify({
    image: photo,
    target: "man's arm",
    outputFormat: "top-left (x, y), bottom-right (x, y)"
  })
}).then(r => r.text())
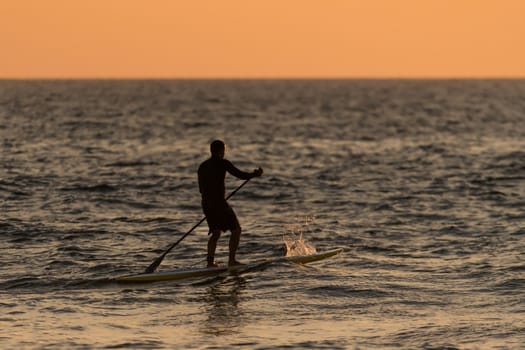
top-left (224, 159), bottom-right (263, 180)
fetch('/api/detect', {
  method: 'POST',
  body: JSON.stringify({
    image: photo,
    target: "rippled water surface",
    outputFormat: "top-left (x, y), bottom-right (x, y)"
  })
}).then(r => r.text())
top-left (1, 80), bottom-right (525, 349)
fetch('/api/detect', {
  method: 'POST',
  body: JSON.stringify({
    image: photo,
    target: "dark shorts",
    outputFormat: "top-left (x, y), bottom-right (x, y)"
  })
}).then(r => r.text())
top-left (202, 201), bottom-right (240, 233)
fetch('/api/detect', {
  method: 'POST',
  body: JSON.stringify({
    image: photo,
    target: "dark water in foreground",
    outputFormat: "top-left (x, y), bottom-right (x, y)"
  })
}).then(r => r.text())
top-left (1, 80), bottom-right (525, 349)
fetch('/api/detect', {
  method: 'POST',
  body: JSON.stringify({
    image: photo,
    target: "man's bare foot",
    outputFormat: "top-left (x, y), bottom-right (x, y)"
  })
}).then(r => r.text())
top-left (228, 260), bottom-right (245, 267)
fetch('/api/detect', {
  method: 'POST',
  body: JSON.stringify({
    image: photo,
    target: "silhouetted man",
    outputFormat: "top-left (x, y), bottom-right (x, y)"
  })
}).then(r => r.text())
top-left (198, 140), bottom-right (263, 267)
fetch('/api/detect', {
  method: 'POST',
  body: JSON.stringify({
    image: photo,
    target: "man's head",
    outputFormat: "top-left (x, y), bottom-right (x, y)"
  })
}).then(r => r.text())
top-left (210, 140), bottom-right (226, 158)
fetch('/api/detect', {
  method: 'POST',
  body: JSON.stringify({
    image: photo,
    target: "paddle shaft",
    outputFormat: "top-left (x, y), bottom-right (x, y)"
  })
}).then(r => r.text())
top-left (144, 178), bottom-right (251, 273)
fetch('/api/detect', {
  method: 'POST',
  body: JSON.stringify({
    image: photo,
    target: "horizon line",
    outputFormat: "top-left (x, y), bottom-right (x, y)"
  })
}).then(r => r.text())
top-left (2, 75), bottom-right (525, 81)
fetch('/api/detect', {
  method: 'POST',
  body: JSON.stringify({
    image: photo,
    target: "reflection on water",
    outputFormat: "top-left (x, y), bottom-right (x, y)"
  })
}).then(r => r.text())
top-left (201, 276), bottom-right (247, 337)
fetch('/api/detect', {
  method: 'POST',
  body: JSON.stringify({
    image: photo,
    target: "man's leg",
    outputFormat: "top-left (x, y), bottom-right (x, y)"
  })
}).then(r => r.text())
top-left (228, 226), bottom-right (242, 266)
top-left (207, 229), bottom-right (221, 267)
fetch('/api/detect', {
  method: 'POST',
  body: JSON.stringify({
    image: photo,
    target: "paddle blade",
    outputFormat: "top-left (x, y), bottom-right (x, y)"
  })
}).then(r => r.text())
top-left (144, 256), bottom-right (163, 274)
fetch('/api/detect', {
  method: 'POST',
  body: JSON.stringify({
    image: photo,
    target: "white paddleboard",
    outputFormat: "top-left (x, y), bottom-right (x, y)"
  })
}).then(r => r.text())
top-left (116, 248), bottom-right (343, 283)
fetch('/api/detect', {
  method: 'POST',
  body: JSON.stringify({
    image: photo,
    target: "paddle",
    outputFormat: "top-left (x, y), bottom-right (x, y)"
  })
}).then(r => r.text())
top-left (144, 178), bottom-right (251, 273)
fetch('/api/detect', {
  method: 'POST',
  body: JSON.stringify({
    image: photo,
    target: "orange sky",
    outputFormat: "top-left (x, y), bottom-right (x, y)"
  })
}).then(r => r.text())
top-left (1, 0), bottom-right (524, 78)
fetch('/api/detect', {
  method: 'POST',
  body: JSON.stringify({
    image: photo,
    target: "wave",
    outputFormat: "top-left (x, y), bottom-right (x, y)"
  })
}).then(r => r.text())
top-left (60, 184), bottom-right (118, 192)
top-left (106, 161), bottom-right (159, 168)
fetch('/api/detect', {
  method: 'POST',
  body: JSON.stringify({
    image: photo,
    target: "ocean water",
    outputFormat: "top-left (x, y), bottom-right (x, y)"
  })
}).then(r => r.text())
top-left (1, 79), bottom-right (525, 349)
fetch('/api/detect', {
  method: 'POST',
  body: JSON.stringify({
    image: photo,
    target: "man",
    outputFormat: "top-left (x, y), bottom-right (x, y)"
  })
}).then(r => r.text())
top-left (198, 140), bottom-right (263, 267)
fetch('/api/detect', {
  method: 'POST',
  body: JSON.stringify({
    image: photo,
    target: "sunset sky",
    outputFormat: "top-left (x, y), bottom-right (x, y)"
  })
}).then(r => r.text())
top-left (1, 0), bottom-right (524, 78)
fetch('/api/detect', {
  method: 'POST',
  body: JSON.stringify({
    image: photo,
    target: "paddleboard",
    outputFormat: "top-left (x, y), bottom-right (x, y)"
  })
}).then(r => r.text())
top-left (116, 248), bottom-right (343, 283)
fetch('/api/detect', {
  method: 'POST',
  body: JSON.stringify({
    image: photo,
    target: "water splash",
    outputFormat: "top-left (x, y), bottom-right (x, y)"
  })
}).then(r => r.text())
top-left (282, 215), bottom-right (317, 256)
